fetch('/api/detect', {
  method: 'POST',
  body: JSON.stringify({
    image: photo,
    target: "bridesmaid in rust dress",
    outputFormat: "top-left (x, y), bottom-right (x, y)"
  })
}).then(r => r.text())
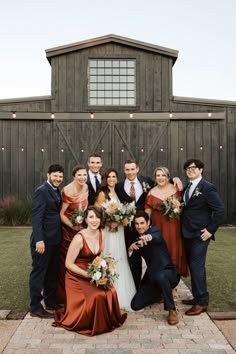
top-left (145, 166), bottom-right (189, 279)
top-left (52, 206), bottom-right (127, 336)
top-left (57, 165), bottom-right (88, 304)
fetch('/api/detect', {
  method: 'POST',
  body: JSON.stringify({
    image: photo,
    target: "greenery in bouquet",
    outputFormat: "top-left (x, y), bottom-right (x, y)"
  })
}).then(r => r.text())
top-left (101, 198), bottom-right (136, 231)
top-left (70, 206), bottom-right (87, 226)
top-left (87, 254), bottom-right (118, 290)
top-left (158, 195), bottom-right (183, 220)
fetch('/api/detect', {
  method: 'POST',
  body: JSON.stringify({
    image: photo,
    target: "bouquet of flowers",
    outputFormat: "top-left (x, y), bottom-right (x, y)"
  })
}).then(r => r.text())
top-left (70, 206), bottom-right (87, 226)
top-left (158, 195), bottom-right (183, 220)
top-left (101, 198), bottom-right (136, 232)
top-left (87, 254), bottom-right (118, 290)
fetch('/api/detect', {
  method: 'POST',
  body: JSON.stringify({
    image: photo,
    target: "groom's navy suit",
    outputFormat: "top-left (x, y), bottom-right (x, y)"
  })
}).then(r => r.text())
top-left (30, 182), bottom-right (62, 311)
top-left (131, 226), bottom-right (180, 311)
top-left (116, 176), bottom-right (153, 288)
top-left (182, 178), bottom-right (224, 306)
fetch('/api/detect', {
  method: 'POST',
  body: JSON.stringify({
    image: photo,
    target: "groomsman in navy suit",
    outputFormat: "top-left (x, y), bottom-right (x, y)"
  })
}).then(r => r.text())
top-left (182, 159), bottom-right (224, 315)
top-left (130, 211), bottom-right (180, 325)
top-left (29, 164), bottom-right (64, 318)
top-left (86, 154), bottom-right (102, 205)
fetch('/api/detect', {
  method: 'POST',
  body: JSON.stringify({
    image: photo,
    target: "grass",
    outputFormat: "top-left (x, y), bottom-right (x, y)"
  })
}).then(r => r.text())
top-left (183, 228), bottom-right (236, 312)
top-left (0, 227), bottom-right (235, 312)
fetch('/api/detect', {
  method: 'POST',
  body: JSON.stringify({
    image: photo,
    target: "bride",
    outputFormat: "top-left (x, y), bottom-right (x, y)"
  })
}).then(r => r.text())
top-left (95, 168), bottom-right (136, 311)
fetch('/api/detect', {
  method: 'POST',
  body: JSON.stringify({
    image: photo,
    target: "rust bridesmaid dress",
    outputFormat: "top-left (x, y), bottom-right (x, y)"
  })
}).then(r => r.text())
top-left (57, 188), bottom-right (88, 304)
top-left (52, 231), bottom-right (127, 336)
top-left (145, 190), bottom-right (189, 277)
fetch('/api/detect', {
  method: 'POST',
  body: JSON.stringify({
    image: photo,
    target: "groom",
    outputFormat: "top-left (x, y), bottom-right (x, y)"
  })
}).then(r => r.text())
top-left (116, 159), bottom-right (153, 288)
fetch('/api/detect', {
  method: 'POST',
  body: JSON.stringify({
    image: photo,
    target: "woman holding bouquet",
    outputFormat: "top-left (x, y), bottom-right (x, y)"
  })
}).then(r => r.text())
top-left (57, 165), bottom-right (88, 304)
top-left (145, 167), bottom-right (188, 278)
top-left (95, 168), bottom-right (136, 311)
top-left (52, 206), bottom-right (126, 336)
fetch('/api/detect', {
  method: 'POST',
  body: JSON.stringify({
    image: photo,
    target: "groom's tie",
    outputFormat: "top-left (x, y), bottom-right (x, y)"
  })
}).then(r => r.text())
top-left (130, 182), bottom-right (136, 201)
top-left (185, 182), bottom-right (192, 204)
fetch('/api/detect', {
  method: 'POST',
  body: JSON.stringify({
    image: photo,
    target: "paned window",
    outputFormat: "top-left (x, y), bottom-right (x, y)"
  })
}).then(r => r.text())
top-left (88, 59), bottom-right (136, 106)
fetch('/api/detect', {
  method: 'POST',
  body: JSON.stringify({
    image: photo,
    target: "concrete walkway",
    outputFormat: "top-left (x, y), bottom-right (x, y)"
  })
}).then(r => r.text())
top-left (1, 281), bottom-right (235, 354)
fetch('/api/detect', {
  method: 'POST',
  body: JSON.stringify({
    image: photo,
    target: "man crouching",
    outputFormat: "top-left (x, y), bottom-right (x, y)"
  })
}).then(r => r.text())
top-left (130, 211), bottom-right (180, 325)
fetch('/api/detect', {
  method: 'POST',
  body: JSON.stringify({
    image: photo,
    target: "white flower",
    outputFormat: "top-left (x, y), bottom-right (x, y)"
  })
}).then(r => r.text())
top-left (193, 188), bottom-right (202, 198)
top-left (93, 271), bottom-right (102, 280)
top-left (142, 182), bottom-right (151, 193)
top-left (100, 259), bottom-right (107, 267)
top-left (75, 215), bottom-right (84, 224)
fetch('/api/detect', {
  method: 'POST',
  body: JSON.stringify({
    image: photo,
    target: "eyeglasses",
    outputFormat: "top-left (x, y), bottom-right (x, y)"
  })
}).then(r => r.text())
top-left (185, 166), bottom-right (197, 171)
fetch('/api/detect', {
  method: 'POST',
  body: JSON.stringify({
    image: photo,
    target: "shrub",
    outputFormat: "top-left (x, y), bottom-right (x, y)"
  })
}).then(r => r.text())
top-left (0, 196), bottom-right (32, 226)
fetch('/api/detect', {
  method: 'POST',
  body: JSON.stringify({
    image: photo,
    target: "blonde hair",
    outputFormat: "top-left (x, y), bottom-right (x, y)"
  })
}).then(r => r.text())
top-left (154, 166), bottom-right (170, 182)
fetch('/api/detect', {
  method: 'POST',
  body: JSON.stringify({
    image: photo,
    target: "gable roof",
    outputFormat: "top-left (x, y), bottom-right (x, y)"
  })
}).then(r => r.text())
top-left (45, 34), bottom-right (178, 64)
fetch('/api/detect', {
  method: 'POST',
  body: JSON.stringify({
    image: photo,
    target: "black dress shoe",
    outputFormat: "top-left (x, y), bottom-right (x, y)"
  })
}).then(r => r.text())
top-left (45, 304), bottom-right (62, 311)
top-left (182, 298), bottom-right (195, 305)
top-left (30, 307), bottom-right (54, 318)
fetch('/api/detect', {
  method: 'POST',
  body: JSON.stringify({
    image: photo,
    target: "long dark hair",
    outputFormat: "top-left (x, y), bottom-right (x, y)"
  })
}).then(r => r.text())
top-left (96, 168), bottom-right (118, 200)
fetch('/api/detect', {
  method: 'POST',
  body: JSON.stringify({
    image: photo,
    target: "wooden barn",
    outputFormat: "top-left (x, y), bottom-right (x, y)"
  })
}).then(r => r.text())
top-left (0, 34), bottom-right (235, 223)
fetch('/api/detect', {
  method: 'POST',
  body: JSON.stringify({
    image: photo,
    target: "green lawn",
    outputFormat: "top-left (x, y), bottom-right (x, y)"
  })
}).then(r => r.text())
top-left (0, 227), bottom-right (235, 311)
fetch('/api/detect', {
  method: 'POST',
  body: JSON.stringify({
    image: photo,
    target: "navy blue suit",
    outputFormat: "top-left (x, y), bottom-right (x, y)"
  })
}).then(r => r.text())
top-left (29, 182), bottom-right (62, 311)
top-left (182, 178), bottom-right (224, 306)
top-left (131, 226), bottom-right (180, 311)
top-left (116, 176), bottom-right (153, 288)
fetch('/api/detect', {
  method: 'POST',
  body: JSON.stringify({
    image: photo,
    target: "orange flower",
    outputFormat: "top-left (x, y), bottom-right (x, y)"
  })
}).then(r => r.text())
top-left (106, 201), bottom-right (119, 215)
top-left (92, 256), bottom-right (103, 267)
top-left (98, 278), bottom-right (108, 286)
top-left (122, 217), bottom-right (129, 226)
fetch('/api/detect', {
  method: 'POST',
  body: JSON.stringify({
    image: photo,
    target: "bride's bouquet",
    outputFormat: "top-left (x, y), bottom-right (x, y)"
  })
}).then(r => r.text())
top-left (70, 206), bottom-right (87, 226)
top-left (87, 254), bottom-right (118, 290)
top-left (158, 195), bottom-right (183, 220)
top-left (101, 198), bottom-right (136, 232)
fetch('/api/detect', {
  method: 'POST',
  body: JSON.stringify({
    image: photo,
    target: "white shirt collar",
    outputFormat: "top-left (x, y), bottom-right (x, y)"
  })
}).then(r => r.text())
top-left (189, 176), bottom-right (202, 188)
top-left (47, 180), bottom-right (57, 190)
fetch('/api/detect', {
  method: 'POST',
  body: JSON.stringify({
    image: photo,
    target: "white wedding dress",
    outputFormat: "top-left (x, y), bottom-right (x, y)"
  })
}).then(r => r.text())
top-left (103, 224), bottom-right (136, 311)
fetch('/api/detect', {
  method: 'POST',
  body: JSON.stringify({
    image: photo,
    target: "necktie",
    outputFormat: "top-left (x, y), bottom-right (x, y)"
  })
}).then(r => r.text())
top-left (130, 182), bottom-right (136, 201)
top-left (94, 175), bottom-right (100, 191)
top-left (185, 182), bottom-right (192, 204)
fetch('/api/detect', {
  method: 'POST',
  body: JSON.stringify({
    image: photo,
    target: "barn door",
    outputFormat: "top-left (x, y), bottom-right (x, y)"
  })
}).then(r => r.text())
top-left (52, 119), bottom-right (169, 182)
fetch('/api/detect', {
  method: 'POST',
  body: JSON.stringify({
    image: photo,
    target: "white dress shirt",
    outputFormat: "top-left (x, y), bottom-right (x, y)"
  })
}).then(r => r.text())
top-left (124, 177), bottom-right (143, 201)
top-left (188, 176), bottom-right (202, 199)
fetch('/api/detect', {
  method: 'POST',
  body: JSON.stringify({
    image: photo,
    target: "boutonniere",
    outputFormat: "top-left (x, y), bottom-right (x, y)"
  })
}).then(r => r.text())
top-left (142, 181), bottom-right (151, 193)
top-left (192, 187), bottom-right (202, 198)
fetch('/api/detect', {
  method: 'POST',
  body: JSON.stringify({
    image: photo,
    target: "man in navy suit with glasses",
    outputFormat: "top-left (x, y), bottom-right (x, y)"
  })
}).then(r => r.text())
top-left (182, 159), bottom-right (224, 316)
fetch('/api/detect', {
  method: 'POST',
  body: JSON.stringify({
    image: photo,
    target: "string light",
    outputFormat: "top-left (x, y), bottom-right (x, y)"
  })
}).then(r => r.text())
top-left (81, 149), bottom-right (84, 153)
top-left (1, 146), bottom-right (5, 151)
top-left (12, 111), bottom-right (16, 118)
top-left (219, 145), bottom-right (223, 149)
top-left (90, 112), bottom-right (94, 119)
top-left (20, 147), bottom-right (24, 152)
top-left (101, 149), bottom-right (104, 153)
top-left (208, 113), bottom-right (212, 117)
top-left (41, 148), bottom-right (45, 152)
top-left (51, 113), bottom-right (55, 119)
top-left (121, 148), bottom-right (124, 152)
top-left (140, 148), bottom-right (144, 152)
top-left (200, 146), bottom-right (203, 150)
top-left (160, 148), bottom-right (164, 152)
top-left (129, 113), bottom-right (133, 118)
top-left (180, 147), bottom-right (184, 151)
top-left (169, 113), bottom-right (173, 118)
top-left (60, 148), bottom-right (64, 152)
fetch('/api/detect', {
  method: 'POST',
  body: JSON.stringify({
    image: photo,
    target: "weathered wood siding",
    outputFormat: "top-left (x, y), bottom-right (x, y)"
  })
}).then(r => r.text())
top-left (50, 43), bottom-right (174, 113)
top-left (0, 113), bottom-right (235, 224)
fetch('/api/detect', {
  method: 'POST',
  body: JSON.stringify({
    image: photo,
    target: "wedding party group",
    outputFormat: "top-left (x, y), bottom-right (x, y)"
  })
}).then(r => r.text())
top-left (29, 154), bottom-right (225, 336)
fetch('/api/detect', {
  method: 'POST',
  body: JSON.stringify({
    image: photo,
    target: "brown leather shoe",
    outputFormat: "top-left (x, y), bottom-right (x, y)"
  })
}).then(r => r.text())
top-left (30, 307), bottom-right (54, 319)
top-left (185, 305), bottom-right (207, 316)
top-left (167, 309), bottom-right (179, 325)
top-left (182, 298), bottom-right (195, 305)
top-left (45, 304), bottom-right (62, 311)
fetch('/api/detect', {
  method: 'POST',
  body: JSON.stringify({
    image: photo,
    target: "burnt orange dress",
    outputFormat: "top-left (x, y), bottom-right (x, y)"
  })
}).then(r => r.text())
top-left (57, 188), bottom-right (88, 304)
top-left (52, 231), bottom-right (127, 336)
top-left (145, 191), bottom-right (189, 277)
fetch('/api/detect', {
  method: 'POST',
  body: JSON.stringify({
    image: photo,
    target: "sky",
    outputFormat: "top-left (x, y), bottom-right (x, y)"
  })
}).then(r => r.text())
top-left (1, 0), bottom-right (236, 101)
